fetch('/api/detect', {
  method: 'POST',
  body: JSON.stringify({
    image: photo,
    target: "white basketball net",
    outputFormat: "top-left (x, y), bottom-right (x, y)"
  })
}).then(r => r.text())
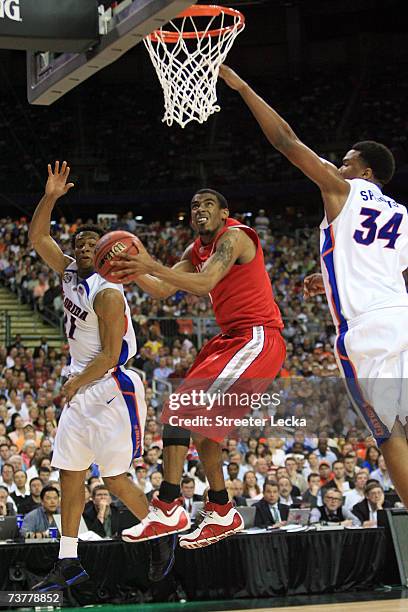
top-left (144, 6), bottom-right (245, 128)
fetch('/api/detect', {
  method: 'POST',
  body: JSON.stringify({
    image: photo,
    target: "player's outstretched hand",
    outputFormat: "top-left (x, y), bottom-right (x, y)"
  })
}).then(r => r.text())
top-left (45, 161), bottom-right (75, 200)
top-left (303, 273), bottom-right (325, 299)
top-left (110, 238), bottom-right (156, 282)
top-left (218, 65), bottom-right (247, 92)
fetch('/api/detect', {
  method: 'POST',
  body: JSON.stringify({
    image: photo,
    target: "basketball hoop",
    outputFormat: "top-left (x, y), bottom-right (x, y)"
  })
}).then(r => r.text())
top-left (144, 5), bottom-right (245, 128)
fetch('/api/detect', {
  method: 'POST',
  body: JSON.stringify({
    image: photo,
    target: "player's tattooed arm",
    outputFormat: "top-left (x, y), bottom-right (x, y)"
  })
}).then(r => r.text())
top-left (110, 244), bottom-right (195, 297)
top-left (149, 229), bottom-right (244, 296)
top-left (208, 234), bottom-right (236, 273)
top-left (110, 230), bottom-right (247, 296)
top-left (124, 259), bottom-right (194, 298)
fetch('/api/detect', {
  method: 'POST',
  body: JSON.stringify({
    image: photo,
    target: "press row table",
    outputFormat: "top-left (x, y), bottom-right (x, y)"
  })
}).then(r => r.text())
top-left (0, 528), bottom-right (396, 606)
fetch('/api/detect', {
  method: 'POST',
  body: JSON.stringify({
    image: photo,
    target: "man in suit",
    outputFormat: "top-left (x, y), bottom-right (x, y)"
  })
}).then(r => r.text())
top-left (83, 485), bottom-right (120, 537)
top-left (278, 476), bottom-right (301, 507)
top-left (230, 479), bottom-right (247, 507)
top-left (254, 481), bottom-right (289, 528)
top-left (351, 481), bottom-right (392, 527)
top-left (180, 477), bottom-right (203, 515)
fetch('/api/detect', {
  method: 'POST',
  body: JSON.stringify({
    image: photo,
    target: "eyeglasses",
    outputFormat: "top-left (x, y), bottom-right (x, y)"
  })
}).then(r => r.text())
top-left (325, 496), bottom-right (342, 501)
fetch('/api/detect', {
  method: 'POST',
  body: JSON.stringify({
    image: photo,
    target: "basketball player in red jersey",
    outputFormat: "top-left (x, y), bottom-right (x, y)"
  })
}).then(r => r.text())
top-left (110, 189), bottom-right (285, 561)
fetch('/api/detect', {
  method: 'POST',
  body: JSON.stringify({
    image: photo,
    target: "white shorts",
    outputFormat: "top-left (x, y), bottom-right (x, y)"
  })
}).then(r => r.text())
top-left (52, 367), bottom-right (146, 477)
top-left (335, 307), bottom-right (408, 444)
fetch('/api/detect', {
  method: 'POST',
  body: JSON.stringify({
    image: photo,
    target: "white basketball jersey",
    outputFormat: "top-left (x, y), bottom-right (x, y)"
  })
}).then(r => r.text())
top-left (320, 178), bottom-right (408, 329)
top-left (62, 260), bottom-right (137, 375)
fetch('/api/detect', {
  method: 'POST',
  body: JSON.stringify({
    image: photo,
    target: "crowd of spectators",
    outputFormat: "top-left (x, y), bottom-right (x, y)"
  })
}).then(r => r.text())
top-left (0, 64), bottom-right (407, 196)
top-left (0, 208), bottom-right (401, 539)
top-left (0, 212), bottom-right (333, 357)
top-left (0, 394), bottom-right (398, 537)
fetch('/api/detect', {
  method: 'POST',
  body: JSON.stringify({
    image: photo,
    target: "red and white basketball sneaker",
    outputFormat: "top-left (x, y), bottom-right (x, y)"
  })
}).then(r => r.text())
top-left (122, 498), bottom-right (190, 543)
top-left (179, 501), bottom-right (244, 549)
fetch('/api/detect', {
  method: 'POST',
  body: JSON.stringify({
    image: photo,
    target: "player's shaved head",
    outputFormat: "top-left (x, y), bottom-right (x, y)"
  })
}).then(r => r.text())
top-left (193, 189), bottom-right (229, 210)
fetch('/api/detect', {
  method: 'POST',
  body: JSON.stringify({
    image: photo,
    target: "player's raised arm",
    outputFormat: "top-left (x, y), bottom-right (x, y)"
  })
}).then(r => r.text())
top-left (111, 230), bottom-right (246, 297)
top-left (219, 65), bottom-right (350, 223)
top-left (111, 244), bottom-right (195, 298)
top-left (62, 289), bottom-right (125, 401)
top-left (28, 161), bottom-right (75, 275)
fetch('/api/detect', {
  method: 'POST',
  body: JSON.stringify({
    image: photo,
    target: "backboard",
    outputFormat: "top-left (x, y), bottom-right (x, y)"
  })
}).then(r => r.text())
top-left (27, 0), bottom-right (196, 106)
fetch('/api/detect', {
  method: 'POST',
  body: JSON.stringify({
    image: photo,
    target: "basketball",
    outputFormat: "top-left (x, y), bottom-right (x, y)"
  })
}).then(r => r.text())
top-left (94, 230), bottom-right (139, 283)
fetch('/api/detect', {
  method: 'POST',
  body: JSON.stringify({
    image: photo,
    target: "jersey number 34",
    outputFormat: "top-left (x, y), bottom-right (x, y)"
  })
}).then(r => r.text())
top-left (353, 207), bottom-right (403, 249)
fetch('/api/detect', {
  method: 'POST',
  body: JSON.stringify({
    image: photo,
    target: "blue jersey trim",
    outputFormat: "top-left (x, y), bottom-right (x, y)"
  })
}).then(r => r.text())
top-left (321, 227), bottom-right (391, 445)
top-left (112, 369), bottom-right (142, 459)
top-left (321, 227), bottom-right (347, 331)
top-left (78, 279), bottom-right (90, 297)
top-left (336, 333), bottom-right (390, 445)
top-left (118, 339), bottom-right (129, 366)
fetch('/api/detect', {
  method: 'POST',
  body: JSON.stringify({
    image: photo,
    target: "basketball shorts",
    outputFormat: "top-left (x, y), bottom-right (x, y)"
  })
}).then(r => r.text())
top-left (52, 367), bottom-right (146, 477)
top-left (161, 325), bottom-right (286, 441)
top-left (335, 307), bottom-right (408, 445)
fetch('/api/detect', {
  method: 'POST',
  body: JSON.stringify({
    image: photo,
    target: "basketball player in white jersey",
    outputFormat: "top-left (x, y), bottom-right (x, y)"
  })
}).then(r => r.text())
top-left (219, 65), bottom-right (408, 511)
top-left (28, 162), bottom-right (153, 591)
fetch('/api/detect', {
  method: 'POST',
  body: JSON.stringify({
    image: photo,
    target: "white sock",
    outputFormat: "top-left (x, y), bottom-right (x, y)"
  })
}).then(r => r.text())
top-left (58, 536), bottom-right (78, 560)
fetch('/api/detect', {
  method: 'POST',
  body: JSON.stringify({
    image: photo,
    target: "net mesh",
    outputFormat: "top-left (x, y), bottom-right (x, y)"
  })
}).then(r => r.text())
top-left (144, 7), bottom-right (245, 128)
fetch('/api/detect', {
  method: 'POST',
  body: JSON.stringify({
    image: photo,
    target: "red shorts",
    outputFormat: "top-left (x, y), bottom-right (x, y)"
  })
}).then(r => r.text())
top-left (161, 325), bottom-right (286, 441)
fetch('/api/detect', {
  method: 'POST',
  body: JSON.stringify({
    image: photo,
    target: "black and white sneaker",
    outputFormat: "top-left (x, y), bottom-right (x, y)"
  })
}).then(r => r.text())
top-left (148, 534), bottom-right (177, 582)
top-left (32, 558), bottom-right (89, 592)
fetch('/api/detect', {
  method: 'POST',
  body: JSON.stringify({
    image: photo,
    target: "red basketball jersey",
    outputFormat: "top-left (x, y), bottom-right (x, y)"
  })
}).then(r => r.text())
top-left (191, 218), bottom-right (283, 333)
